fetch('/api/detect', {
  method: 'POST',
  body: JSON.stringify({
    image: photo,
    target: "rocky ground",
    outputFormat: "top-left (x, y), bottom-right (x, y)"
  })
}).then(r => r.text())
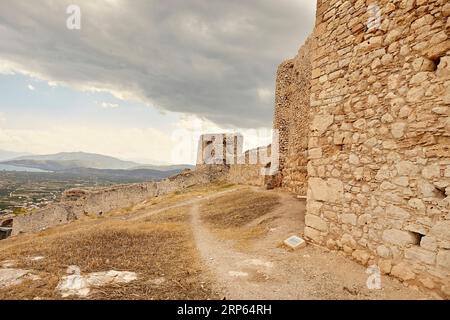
top-left (0, 184), bottom-right (436, 300)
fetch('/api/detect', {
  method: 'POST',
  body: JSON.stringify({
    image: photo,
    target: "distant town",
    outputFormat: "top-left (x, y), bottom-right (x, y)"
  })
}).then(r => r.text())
top-left (0, 171), bottom-right (113, 216)
top-left (0, 151), bottom-right (193, 217)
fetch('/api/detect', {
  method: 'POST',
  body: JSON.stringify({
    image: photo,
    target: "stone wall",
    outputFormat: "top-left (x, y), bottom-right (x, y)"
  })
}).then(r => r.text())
top-left (196, 133), bottom-right (243, 166)
top-left (227, 146), bottom-right (273, 187)
top-left (273, 37), bottom-right (313, 196)
top-left (298, 0), bottom-right (450, 298)
top-left (10, 166), bottom-right (227, 236)
top-left (196, 133), bottom-right (274, 187)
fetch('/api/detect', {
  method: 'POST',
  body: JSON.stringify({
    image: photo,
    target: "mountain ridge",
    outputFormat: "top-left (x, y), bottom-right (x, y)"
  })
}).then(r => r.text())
top-left (1, 151), bottom-right (194, 172)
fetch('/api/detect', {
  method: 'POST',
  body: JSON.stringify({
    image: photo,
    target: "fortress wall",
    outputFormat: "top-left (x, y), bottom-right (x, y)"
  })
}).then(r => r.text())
top-left (274, 37), bottom-right (313, 196)
top-left (11, 166), bottom-right (227, 236)
top-left (197, 133), bottom-right (274, 187)
top-left (303, 0), bottom-right (450, 297)
top-left (227, 146), bottom-right (272, 187)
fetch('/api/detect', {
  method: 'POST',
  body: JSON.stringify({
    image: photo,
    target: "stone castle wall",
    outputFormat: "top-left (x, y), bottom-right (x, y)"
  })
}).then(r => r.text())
top-left (227, 146), bottom-right (273, 187)
top-left (274, 37), bottom-right (313, 196)
top-left (11, 167), bottom-right (227, 236)
top-left (275, 0), bottom-right (449, 298)
top-left (196, 133), bottom-right (274, 187)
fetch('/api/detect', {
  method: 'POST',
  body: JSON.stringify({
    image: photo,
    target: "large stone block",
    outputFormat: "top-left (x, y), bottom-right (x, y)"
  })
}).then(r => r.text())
top-left (304, 226), bottom-right (322, 243)
top-left (306, 201), bottom-right (323, 215)
top-left (308, 178), bottom-right (343, 203)
top-left (376, 245), bottom-right (391, 259)
top-left (395, 161), bottom-right (419, 176)
top-left (386, 204), bottom-right (410, 220)
top-left (305, 214), bottom-right (328, 232)
top-left (430, 221), bottom-right (450, 242)
top-left (422, 164), bottom-right (441, 179)
top-left (404, 247), bottom-right (436, 265)
top-left (340, 213), bottom-right (357, 226)
top-left (420, 236), bottom-right (437, 251)
top-left (437, 250), bottom-right (450, 269)
top-left (391, 263), bottom-right (416, 281)
top-left (382, 229), bottom-right (419, 247)
top-left (341, 234), bottom-right (357, 249)
top-left (311, 114), bottom-right (334, 136)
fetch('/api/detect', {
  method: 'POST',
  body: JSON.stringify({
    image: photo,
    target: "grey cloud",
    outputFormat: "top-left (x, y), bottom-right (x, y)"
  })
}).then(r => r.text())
top-left (0, 0), bottom-right (315, 127)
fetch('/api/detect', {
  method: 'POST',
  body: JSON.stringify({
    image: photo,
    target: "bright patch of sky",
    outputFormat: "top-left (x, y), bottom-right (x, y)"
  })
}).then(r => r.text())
top-left (0, 73), bottom-right (273, 164)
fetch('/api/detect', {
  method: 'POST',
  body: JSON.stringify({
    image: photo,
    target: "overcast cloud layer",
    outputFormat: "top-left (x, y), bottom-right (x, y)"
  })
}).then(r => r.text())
top-left (0, 0), bottom-right (315, 128)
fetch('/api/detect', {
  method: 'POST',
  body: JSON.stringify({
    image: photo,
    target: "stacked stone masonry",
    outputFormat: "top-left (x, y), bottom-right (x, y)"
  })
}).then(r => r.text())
top-left (273, 36), bottom-right (313, 196)
top-left (276, 0), bottom-right (449, 298)
top-left (196, 133), bottom-right (275, 187)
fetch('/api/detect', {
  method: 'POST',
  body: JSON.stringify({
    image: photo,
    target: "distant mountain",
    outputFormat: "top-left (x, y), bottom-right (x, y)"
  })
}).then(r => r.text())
top-left (1, 151), bottom-right (194, 175)
top-left (0, 150), bottom-right (33, 162)
top-left (9, 152), bottom-right (140, 170)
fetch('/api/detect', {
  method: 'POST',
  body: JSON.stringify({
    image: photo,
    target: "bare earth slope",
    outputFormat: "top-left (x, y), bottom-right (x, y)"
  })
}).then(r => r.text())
top-left (0, 184), bottom-right (434, 300)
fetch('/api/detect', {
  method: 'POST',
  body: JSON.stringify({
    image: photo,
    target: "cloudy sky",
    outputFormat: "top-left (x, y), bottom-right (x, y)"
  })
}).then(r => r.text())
top-left (0, 0), bottom-right (315, 164)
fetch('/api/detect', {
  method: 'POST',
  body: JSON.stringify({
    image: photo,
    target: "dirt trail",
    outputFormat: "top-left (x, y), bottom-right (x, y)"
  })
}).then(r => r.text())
top-left (189, 188), bottom-right (435, 300)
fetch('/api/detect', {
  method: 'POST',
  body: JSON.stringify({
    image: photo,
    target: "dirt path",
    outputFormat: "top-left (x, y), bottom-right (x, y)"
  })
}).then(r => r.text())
top-left (189, 188), bottom-right (435, 300)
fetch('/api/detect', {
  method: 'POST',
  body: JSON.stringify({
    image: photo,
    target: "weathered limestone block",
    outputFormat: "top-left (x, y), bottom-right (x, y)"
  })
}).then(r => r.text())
top-left (386, 204), bottom-right (411, 220)
top-left (437, 250), bottom-right (450, 269)
top-left (395, 161), bottom-right (419, 176)
top-left (423, 40), bottom-right (450, 60)
top-left (306, 200), bottom-right (323, 216)
top-left (311, 114), bottom-right (334, 136)
top-left (377, 245), bottom-right (392, 259)
top-left (308, 148), bottom-right (323, 159)
top-left (352, 250), bottom-right (370, 265)
top-left (418, 276), bottom-right (436, 290)
top-left (404, 247), bottom-right (436, 265)
top-left (412, 57), bottom-right (435, 72)
top-left (429, 221), bottom-right (450, 242)
top-left (418, 180), bottom-right (439, 197)
top-left (391, 263), bottom-right (416, 281)
top-left (391, 122), bottom-right (407, 139)
top-left (406, 87), bottom-right (425, 103)
top-left (422, 164), bottom-right (441, 179)
top-left (304, 226), bottom-right (322, 243)
top-left (341, 234), bottom-right (357, 249)
top-left (308, 178), bottom-right (343, 203)
top-left (305, 214), bottom-right (328, 232)
top-left (420, 236), bottom-right (438, 251)
top-left (340, 213), bottom-right (357, 226)
top-left (379, 259), bottom-right (393, 274)
top-left (382, 229), bottom-right (419, 246)
top-left (408, 198), bottom-right (426, 211)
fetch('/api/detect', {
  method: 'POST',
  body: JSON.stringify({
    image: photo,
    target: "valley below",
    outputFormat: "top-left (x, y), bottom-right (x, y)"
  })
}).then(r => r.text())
top-left (0, 151), bottom-right (192, 216)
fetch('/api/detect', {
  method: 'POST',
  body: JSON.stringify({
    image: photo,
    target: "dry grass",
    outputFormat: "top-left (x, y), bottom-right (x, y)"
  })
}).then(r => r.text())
top-left (0, 184), bottom-right (277, 299)
top-left (0, 206), bottom-right (218, 300)
top-left (199, 190), bottom-right (280, 250)
top-left (108, 182), bottom-right (237, 218)
top-left (200, 190), bottom-right (280, 229)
